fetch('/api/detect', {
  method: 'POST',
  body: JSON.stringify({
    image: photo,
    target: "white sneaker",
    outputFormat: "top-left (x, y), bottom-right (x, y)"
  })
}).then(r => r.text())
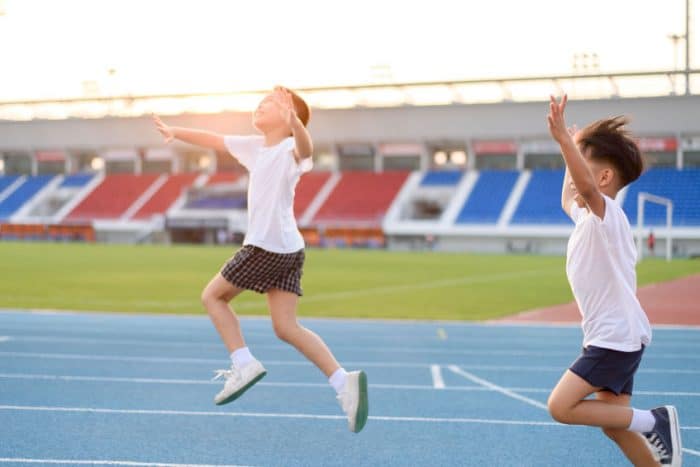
top-left (212, 360), bottom-right (267, 405)
top-left (336, 370), bottom-right (369, 433)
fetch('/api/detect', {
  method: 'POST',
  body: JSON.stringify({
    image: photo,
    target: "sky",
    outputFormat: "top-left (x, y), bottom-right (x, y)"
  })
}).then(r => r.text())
top-left (0, 0), bottom-right (696, 102)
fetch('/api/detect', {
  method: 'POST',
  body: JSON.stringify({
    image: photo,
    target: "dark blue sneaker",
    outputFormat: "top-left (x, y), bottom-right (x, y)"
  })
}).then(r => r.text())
top-left (643, 406), bottom-right (682, 466)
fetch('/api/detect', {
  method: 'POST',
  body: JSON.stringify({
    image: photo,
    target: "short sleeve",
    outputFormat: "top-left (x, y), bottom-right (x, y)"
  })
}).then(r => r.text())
top-left (297, 156), bottom-right (313, 174)
top-left (601, 195), bottom-right (625, 229)
top-left (279, 137), bottom-right (312, 175)
top-left (223, 135), bottom-right (263, 171)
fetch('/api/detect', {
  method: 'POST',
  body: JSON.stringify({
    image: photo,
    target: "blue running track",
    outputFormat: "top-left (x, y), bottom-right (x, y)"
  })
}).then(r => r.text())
top-left (0, 310), bottom-right (698, 466)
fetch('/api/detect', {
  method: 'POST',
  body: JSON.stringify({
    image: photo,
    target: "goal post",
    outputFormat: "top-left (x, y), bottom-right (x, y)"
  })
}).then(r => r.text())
top-left (636, 192), bottom-right (673, 262)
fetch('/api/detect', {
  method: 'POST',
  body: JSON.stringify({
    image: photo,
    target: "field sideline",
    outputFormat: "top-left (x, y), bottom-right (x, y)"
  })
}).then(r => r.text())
top-left (1, 242), bottom-right (698, 320)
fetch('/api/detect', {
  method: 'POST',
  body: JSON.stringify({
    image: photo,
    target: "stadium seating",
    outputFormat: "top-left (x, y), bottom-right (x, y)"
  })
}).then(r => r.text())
top-left (420, 170), bottom-right (463, 186)
top-left (0, 175), bottom-right (21, 194)
top-left (206, 172), bottom-right (242, 186)
top-left (511, 169), bottom-right (571, 225)
top-left (294, 171), bottom-right (331, 217)
top-left (59, 173), bottom-right (95, 188)
top-left (185, 194), bottom-right (247, 209)
top-left (313, 171), bottom-right (410, 224)
top-left (623, 168), bottom-right (700, 226)
top-left (0, 175), bottom-right (54, 220)
top-left (23, 173), bottom-right (96, 219)
top-left (66, 173), bottom-right (159, 221)
top-left (131, 173), bottom-right (198, 220)
top-left (456, 170), bottom-right (519, 224)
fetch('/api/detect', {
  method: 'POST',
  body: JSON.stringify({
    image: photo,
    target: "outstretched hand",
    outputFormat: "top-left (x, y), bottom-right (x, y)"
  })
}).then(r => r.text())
top-left (547, 95), bottom-right (570, 144)
top-left (272, 86), bottom-right (297, 128)
top-left (152, 113), bottom-right (174, 143)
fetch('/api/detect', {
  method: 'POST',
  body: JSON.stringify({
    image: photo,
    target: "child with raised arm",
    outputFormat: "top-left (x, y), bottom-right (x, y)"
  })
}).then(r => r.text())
top-left (546, 95), bottom-right (681, 466)
top-left (152, 87), bottom-right (368, 433)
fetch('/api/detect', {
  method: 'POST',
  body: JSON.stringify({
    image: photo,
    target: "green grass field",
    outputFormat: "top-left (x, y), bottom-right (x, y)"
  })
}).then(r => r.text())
top-left (1, 242), bottom-right (697, 320)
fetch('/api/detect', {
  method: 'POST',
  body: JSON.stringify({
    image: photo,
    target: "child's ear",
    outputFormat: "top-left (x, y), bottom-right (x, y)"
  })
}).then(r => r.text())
top-left (599, 168), bottom-right (615, 188)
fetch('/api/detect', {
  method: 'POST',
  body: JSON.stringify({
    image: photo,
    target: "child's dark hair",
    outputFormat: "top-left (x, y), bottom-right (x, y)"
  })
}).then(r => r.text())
top-left (288, 89), bottom-right (311, 127)
top-left (577, 116), bottom-right (644, 187)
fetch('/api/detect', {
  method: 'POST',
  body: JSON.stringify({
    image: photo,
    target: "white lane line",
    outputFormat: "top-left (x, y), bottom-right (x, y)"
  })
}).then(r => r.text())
top-left (2, 373), bottom-right (700, 398)
top-left (5, 335), bottom-right (700, 361)
top-left (0, 404), bottom-right (563, 426)
top-left (683, 448), bottom-right (700, 457)
top-left (430, 365), bottom-right (445, 389)
top-left (0, 458), bottom-right (250, 466)
top-left (0, 352), bottom-right (422, 368)
top-left (0, 373), bottom-right (473, 390)
top-left (448, 365), bottom-right (548, 410)
top-left (4, 335), bottom-right (700, 360)
top-left (1, 405), bottom-right (698, 431)
top-left (7, 334), bottom-right (700, 360)
top-left (2, 351), bottom-right (700, 374)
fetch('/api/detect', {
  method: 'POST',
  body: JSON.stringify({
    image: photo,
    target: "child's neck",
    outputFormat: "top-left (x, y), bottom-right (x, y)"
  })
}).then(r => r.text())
top-left (601, 185), bottom-right (619, 200)
top-left (262, 127), bottom-right (291, 147)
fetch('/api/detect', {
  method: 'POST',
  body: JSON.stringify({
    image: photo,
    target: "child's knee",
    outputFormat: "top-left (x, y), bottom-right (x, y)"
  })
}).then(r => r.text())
top-left (201, 287), bottom-right (226, 308)
top-left (547, 395), bottom-right (571, 424)
top-left (272, 320), bottom-right (299, 343)
top-left (200, 288), bottom-right (211, 307)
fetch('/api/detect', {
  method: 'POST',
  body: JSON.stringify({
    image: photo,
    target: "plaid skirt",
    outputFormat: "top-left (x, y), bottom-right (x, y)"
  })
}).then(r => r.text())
top-left (220, 245), bottom-right (305, 296)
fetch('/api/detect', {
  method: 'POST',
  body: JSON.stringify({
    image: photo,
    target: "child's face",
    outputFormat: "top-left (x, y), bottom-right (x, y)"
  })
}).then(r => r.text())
top-left (252, 93), bottom-right (287, 133)
top-left (574, 132), bottom-right (617, 202)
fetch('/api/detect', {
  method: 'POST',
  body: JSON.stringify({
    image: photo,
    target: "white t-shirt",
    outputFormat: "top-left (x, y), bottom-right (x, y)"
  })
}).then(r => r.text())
top-left (224, 135), bottom-right (312, 254)
top-left (566, 194), bottom-right (652, 351)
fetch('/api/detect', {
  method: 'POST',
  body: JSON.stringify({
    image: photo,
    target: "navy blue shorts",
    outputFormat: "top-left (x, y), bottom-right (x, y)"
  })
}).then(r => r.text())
top-left (568, 345), bottom-right (644, 396)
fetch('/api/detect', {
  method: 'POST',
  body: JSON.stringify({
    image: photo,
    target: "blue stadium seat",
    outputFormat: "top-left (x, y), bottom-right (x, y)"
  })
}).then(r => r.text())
top-left (60, 173), bottom-right (94, 188)
top-left (456, 170), bottom-right (519, 224)
top-left (420, 170), bottom-right (463, 186)
top-left (0, 175), bottom-right (21, 194)
top-left (0, 175), bottom-right (54, 220)
top-left (623, 168), bottom-right (700, 226)
top-left (186, 195), bottom-right (247, 210)
top-left (511, 169), bottom-right (571, 225)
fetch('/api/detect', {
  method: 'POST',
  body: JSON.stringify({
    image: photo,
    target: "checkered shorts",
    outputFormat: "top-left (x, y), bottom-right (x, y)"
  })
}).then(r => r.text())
top-left (220, 245), bottom-right (305, 296)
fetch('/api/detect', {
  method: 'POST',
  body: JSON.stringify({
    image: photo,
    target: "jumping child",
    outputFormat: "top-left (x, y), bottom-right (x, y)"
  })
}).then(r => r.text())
top-left (152, 87), bottom-right (368, 433)
top-left (546, 95), bottom-right (681, 466)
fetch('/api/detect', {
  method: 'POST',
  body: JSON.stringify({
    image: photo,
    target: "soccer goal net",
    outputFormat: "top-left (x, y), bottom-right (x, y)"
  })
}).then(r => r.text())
top-left (636, 192), bottom-right (673, 262)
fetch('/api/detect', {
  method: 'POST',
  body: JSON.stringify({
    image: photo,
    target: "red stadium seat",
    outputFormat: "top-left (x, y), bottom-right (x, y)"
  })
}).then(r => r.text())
top-left (131, 173), bottom-right (198, 220)
top-left (66, 174), bottom-right (160, 221)
top-left (313, 171), bottom-right (409, 225)
top-left (294, 171), bottom-right (331, 218)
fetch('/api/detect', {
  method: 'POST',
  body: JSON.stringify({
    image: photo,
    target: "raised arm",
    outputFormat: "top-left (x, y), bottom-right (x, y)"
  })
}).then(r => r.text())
top-left (273, 87), bottom-right (313, 161)
top-left (152, 114), bottom-right (227, 153)
top-left (547, 95), bottom-right (605, 219)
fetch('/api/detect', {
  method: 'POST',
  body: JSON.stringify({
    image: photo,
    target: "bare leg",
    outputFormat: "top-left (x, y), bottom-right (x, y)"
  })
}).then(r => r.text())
top-left (201, 274), bottom-right (246, 353)
top-left (267, 288), bottom-right (340, 377)
top-left (596, 392), bottom-right (660, 467)
top-left (547, 370), bottom-right (634, 429)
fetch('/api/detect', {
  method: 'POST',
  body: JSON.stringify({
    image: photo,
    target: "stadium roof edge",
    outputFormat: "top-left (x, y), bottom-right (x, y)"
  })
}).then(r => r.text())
top-left (1, 69), bottom-right (698, 106)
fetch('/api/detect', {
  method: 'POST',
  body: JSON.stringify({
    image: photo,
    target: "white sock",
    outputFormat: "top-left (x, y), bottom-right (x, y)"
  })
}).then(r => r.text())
top-left (628, 408), bottom-right (656, 433)
top-left (230, 347), bottom-right (255, 368)
top-left (329, 368), bottom-right (348, 394)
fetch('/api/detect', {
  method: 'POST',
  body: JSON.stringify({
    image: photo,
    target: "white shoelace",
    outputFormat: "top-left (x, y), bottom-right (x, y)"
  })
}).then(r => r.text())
top-left (212, 368), bottom-right (241, 383)
top-left (644, 433), bottom-right (669, 460)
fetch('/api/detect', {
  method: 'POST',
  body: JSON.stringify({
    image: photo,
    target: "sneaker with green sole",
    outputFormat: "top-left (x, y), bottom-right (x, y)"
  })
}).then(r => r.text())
top-left (212, 360), bottom-right (267, 405)
top-left (337, 370), bottom-right (369, 433)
